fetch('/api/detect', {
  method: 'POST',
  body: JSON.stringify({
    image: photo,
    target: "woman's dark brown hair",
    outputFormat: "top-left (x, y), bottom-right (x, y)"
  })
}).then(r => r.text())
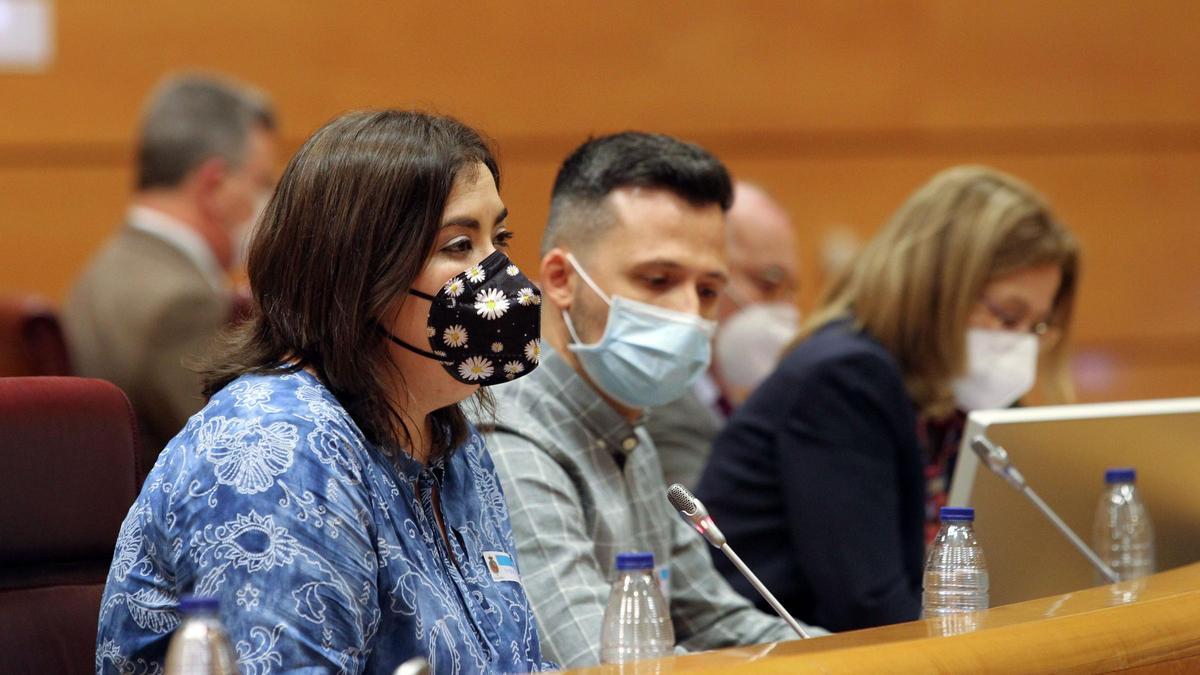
top-left (204, 110), bottom-right (499, 456)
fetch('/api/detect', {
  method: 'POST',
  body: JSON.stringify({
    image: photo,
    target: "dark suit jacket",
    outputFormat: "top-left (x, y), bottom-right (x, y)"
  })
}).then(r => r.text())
top-left (696, 319), bottom-right (925, 632)
top-left (63, 225), bottom-right (229, 467)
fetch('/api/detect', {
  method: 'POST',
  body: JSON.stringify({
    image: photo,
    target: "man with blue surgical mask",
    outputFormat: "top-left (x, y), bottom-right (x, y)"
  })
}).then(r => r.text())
top-left (647, 181), bottom-right (803, 490)
top-left (478, 132), bottom-right (822, 668)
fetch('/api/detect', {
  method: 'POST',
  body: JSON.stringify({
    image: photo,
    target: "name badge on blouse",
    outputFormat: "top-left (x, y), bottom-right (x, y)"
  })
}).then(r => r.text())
top-left (483, 551), bottom-right (522, 584)
top-left (657, 564), bottom-right (670, 600)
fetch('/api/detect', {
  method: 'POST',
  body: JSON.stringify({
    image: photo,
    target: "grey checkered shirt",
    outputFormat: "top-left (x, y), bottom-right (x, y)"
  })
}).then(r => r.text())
top-left (476, 345), bottom-right (814, 668)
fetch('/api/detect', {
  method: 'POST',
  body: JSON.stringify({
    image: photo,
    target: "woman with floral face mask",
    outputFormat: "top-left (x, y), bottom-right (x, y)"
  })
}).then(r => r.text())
top-left (97, 111), bottom-right (554, 673)
top-left (697, 165), bottom-right (1080, 633)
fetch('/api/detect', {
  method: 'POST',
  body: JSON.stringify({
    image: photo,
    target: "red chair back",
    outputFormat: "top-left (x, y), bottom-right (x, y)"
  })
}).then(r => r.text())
top-left (0, 295), bottom-right (72, 377)
top-left (0, 377), bottom-right (142, 675)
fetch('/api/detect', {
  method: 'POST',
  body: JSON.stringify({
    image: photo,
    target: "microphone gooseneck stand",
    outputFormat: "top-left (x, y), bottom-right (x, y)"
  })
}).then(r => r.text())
top-left (969, 436), bottom-right (1119, 584)
top-left (717, 541), bottom-right (812, 639)
top-left (666, 483), bottom-right (812, 639)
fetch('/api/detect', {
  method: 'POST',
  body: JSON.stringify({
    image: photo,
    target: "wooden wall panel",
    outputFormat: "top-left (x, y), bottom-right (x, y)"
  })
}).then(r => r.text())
top-left (4, 2), bottom-right (1200, 143)
top-left (1, 0), bottom-right (1197, 403)
top-left (0, 165), bottom-right (131, 298)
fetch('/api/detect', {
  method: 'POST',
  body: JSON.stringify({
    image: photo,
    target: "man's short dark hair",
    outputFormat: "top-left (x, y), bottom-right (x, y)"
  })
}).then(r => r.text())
top-left (136, 73), bottom-right (276, 190)
top-left (541, 132), bottom-right (732, 254)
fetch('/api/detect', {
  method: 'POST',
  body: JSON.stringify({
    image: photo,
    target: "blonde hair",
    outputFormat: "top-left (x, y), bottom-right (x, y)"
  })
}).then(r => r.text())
top-left (797, 165), bottom-right (1080, 416)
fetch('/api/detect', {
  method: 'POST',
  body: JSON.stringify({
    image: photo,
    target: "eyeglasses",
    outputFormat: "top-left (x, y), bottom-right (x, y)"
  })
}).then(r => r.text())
top-left (979, 296), bottom-right (1053, 338)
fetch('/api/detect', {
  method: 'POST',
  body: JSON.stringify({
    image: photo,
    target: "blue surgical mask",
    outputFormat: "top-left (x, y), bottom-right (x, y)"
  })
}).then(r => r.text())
top-left (562, 253), bottom-right (716, 408)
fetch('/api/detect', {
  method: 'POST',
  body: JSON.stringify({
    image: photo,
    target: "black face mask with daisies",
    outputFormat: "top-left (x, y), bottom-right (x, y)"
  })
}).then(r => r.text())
top-left (381, 250), bottom-right (544, 386)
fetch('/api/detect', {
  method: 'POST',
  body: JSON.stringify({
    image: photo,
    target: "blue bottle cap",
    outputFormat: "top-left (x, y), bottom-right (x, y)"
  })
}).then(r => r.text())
top-left (940, 507), bottom-right (975, 522)
top-left (1105, 467), bottom-right (1136, 484)
top-left (178, 595), bottom-right (220, 614)
top-left (615, 552), bottom-right (655, 571)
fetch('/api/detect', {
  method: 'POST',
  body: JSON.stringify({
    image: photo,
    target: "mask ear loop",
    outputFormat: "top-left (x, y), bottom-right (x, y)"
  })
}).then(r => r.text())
top-left (375, 324), bottom-right (451, 364)
top-left (562, 252), bottom-right (611, 348)
top-left (373, 287), bottom-right (451, 364)
top-left (562, 309), bottom-right (587, 346)
top-left (564, 252), bottom-right (612, 304)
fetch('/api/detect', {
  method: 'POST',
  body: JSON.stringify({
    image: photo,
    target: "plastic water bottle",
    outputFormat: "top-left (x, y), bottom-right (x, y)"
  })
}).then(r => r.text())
top-left (922, 507), bottom-right (989, 616)
top-left (164, 595), bottom-right (238, 675)
top-left (1092, 467), bottom-right (1155, 582)
top-left (600, 552), bottom-right (674, 663)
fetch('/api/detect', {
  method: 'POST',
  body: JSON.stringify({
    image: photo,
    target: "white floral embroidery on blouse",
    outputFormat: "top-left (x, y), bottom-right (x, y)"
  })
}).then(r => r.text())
top-left (97, 371), bottom-right (554, 674)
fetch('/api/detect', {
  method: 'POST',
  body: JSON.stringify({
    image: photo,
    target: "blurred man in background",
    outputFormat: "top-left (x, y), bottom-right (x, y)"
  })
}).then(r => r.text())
top-left (648, 181), bottom-right (801, 489)
top-left (718, 182), bottom-right (801, 324)
top-left (63, 73), bottom-right (276, 467)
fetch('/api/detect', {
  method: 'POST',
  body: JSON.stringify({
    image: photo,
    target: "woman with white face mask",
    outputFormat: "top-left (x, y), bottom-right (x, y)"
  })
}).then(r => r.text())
top-left (696, 165), bottom-right (1079, 633)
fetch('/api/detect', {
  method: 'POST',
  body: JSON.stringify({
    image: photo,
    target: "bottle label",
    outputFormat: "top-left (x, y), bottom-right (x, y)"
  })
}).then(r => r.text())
top-left (657, 564), bottom-right (670, 600)
top-left (482, 551), bottom-right (522, 584)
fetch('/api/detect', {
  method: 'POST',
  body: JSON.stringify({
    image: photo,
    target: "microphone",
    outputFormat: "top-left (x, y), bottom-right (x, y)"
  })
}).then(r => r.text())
top-left (667, 482), bottom-right (727, 547)
top-left (969, 436), bottom-right (1119, 583)
top-left (667, 483), bottom-right (811, 639)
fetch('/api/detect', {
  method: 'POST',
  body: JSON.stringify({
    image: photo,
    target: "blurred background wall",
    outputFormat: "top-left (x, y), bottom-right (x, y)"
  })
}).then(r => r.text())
top-left (1, 0), bottom-right (1197, 401)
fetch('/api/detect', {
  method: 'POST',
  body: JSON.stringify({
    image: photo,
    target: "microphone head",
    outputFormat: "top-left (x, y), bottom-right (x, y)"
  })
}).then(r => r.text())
top-left (667, 483), bottom-right (699, 516)
top-left (970, 436), bottom-right (994, 459)
top-left (667, 483), bottom-right (726, 547)
top-left (970, 435), bottom-right (1026, 489)
top-left (971, 436), bottom-right (1008, 469)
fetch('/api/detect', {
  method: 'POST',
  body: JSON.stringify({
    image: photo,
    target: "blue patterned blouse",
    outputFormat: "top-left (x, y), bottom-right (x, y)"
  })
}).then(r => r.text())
top-left (97, 370), bottom-right (553, 674)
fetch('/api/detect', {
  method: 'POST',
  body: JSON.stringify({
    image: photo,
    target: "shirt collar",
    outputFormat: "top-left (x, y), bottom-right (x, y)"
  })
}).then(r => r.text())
top-left (540, 345), bottom-right (644, 457)
top-left (127, 205), bottom-right (227, 292)
top-left (294, 368), bottom-right (451, 485)
top-left (389, 446), bottom-right (449, 486)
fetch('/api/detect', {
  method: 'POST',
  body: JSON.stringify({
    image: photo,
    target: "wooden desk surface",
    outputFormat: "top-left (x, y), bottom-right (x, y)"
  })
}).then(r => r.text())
top-left (565, 562), bottom-right (1200, 673)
